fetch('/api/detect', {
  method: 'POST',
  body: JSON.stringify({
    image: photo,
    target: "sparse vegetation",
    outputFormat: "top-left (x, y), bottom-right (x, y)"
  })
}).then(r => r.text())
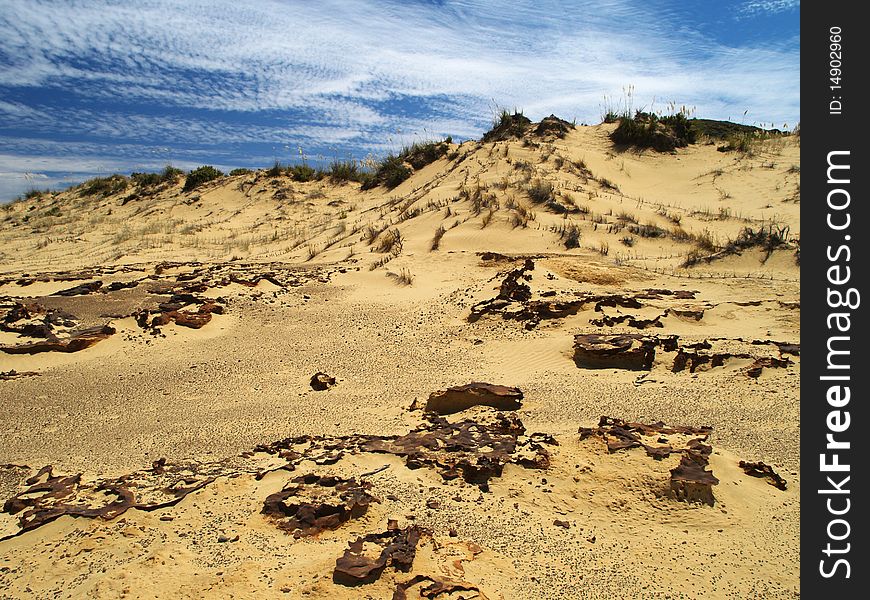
top-left (682, 224), bottom-right (791, 267)
top-left (131, 165), bottom-right (184, 188)
top-left (183, 166), bottom-right (224, 192)
top-left (483, 109), bottom-right (531, 142)
top-left (628, 222), bottom-right (667, 238)
top-left (229, 168), bottom-right (253, 176)
top-left (79, 174), bottom-right (128, 197)
top-left (610, 110), bottom-right (697, 152)
top-left (526, 179), bottom-right (555, 205)
top-left (430, 225), bottom-right (446, 251)
top-left (361, 154), bottom-right (411, 190)
top-left (481, 208), bottom-right (496, 228)
top-left (360, 140), bottom-right (450, 190)
top-left (288, 163), bottom-right (323, 183)
top-left (374, 228), bottom-right (403, 255)
top-left (328, 159), bottom-right (365, 184)
top-left (387, 268), bottom-right (414, 285)
top-left (553, 222), bottom-right (581, 249)
top-left (24, 189), bottom-right (50, 200)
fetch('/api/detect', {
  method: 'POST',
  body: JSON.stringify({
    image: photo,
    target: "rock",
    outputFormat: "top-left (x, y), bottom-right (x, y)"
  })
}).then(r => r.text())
top-left (333, 526), bottom-right (422, 586)
top-left (426, 382), bottom-right (523, 415)
top-left (573, 334), bottom-right (657, 370)
top-left (739, 461), bottom-right (787, 490)
top-left (361, 412), bottom-right (554, 485)
top-left (262, 474), bottom-right (378, 536)
top-left (553, 519), bottom-right (570, 529)
top-left (579, 416), bottom-right (712, 457)
top-left (393, 574), bottom-right (487, 600)
top-left (0, 325), bottom-right (116, 355)
top-left (743, 357), bottom-right (791, 378)
top-left (589, 314), bottom-right (665, 329)
top-left (52, 280), bottom-right (103, 296)
top-left (669, 450), bottom-right (719, 506)
top-left (0, 370), bottom-right (39, 381)
top-left (310, 372), bottom-right (336, 391)
top-left (2, 460), bottom-right (217, 538)
top-left (104, 281), bottom-right (139, 292)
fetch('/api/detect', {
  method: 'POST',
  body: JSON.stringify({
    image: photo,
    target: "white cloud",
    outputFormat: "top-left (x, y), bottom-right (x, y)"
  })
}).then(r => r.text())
top-left (738, 1), bottom-right (800, 17)
top-left (0, 0), bottom-right (799, 123)
top-left (0, 0), bottom-right (799, 200)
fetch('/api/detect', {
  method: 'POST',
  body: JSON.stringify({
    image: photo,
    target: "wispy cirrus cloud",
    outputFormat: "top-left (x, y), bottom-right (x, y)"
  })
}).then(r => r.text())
top-left (0, 0), bottom-right (799, 201)
top-left (738, 0), bottom-right (800, 17)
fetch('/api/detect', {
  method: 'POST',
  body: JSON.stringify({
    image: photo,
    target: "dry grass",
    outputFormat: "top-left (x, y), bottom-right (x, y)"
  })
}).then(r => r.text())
top-left (430, 225), bottom-right (446, 251)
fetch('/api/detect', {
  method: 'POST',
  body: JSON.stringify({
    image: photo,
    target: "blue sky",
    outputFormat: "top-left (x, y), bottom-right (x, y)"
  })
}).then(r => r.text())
top-left (0, 0), bottom-right (799, 202)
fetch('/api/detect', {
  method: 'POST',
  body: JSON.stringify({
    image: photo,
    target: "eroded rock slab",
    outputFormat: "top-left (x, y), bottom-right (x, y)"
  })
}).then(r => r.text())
top-left (262, 474), bottom-right (378, 536)
top-left (0, 324), bottom-right (116, 355)
top-left (580, 416), bottom-right (719, 505)
top-left (394, 574), bottom-right (489, 600)
top-left (2, 460), bottom-right (221, 538)
top-left (425, 382), bottom-right (523, 415)
top-left (333, 525), bottom-right (422, 586)
top-left (361, 413), bottom-right (554, 486)
top-left (669, 443), bottom-right (719, 505)
top-left (573, 334), bottom-right (657, 370)
top-left (739, 461), bottom-right (787, 490)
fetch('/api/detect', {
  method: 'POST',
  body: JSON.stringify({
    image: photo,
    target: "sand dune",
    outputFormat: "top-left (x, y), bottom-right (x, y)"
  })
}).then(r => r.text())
top-left (0, 118), bottom-right (799, 598)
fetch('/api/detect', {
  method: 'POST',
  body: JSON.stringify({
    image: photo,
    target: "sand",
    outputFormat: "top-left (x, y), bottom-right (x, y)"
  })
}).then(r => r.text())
top-left (0, 121), bottom-right (800, 599)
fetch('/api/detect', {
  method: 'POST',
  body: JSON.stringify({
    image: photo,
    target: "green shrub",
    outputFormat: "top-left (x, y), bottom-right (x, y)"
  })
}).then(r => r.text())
top-left (482, 109), bottom-right (531, 142)
top-left (361, 154), bottom-right (411, 190)
top-left (183, 166), bottom-right (224, 192)
top-left (610, 111), bottom-right (697, 151)
top-left (79, 175), bottom-right (128, 197)
top-left (229, 168), bottom-right (253, 176)
top-left (287, 163), bottom-right (323, 182)
top-left (131, 172), bottom-right (163, 186)
top-left (401, 141), bottom-right (449, 169)
top-left (162, 165), bottom-right (184, 180)
top-left (328, 160), bottom-right (361, 183)
top-left (24, 189), bottom-right (49, 200)
top-left (131, 165), bottom-right (183, 188)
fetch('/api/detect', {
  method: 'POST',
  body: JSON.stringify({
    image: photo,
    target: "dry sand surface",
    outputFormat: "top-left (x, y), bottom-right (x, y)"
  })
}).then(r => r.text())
top-left (0, 119), bottom-right (800, 599)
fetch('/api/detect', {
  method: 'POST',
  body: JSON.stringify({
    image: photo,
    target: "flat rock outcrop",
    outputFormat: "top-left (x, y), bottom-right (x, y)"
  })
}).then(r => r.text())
top-left (573, 334), bottom-right (658, 370)
top-left (262, 474), bottom-right (378, 536)
top-left (426, 382), bottom-right (523, 415)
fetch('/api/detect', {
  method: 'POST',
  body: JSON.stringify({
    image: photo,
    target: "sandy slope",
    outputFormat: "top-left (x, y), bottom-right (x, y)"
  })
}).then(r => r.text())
top-left (0, 122), bottom-right (800, 599)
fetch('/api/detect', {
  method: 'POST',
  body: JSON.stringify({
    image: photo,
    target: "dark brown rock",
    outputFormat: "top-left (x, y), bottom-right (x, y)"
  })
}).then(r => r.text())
top-left (262, 474), bottom-right (378, 536)
top-left (426, 382), bottom-right (523, 415)
top-left (739, 461), bottom-right (787, 490)
top-left (0, 325), bottom-right (116, 355)
top-left (669, 451), bottom-right (719, 505)
top-left (362, 413), bottom-right (554, 485)
top-left (1, 461), bottom-right (215, 538)
top-left (52, 280), bottom-right (103, 296)
top-left (573, 334), bottom-right (657, 370)
top-left (393, 574), bottom-right (486, 600)
top-left (333, 526), bottom-right (422, 586)
top-left (310, 372), bottom-right (336, 391)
